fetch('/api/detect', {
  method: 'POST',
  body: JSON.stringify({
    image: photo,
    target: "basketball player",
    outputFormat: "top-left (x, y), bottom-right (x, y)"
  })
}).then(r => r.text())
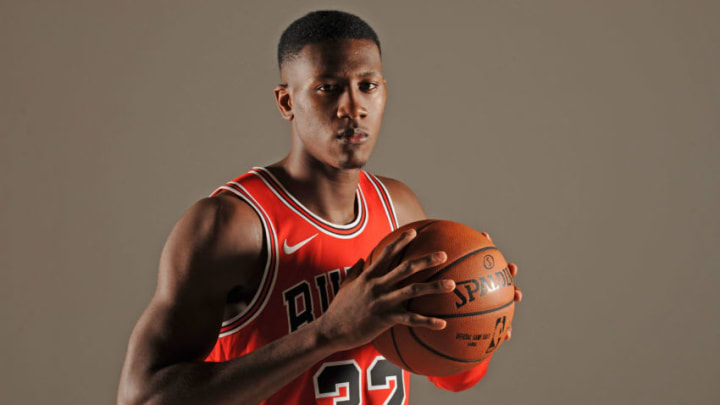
top-left (118, 10), bottom-right (522, 405)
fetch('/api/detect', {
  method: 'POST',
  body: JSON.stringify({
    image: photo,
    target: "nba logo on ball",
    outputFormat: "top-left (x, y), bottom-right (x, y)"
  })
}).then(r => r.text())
top-left (370, 220), bottom-right (516, 376)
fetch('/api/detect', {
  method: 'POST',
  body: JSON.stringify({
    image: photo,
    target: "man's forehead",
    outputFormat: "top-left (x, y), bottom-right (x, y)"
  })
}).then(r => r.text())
top-left (282, 39), bottom-right (382, 80)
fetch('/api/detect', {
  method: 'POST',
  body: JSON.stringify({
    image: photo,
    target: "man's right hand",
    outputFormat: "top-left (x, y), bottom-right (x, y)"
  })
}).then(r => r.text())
top-left (118, 198), bottom-right (455, 405)
top-left (315, 229), bottom-right (456, 352)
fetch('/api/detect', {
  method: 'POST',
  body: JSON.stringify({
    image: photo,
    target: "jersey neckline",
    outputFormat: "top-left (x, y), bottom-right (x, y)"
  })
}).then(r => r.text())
top-left (251, 167), bottom-right (369, 237)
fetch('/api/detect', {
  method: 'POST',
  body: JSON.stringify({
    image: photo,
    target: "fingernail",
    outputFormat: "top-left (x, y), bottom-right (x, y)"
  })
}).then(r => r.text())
top-left (443, 279), bottom-right (455, 289)
top-left (433, 252), bottom-right (446, 261)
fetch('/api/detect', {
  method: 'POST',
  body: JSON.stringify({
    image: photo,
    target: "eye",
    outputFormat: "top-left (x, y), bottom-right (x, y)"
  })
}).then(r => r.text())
top-left (317, 83), bottom-right (339, 93)
top-left (359, 81), bottom-right (379, 92)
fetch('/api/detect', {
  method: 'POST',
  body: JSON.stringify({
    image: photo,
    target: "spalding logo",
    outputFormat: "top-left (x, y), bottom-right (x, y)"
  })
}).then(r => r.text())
top-left (453, 266), bottom-right (513, 309)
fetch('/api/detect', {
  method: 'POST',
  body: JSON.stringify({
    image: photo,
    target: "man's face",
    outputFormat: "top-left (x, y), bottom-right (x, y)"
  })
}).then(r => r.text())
top-left (277, 39), bottom-right (387, 169)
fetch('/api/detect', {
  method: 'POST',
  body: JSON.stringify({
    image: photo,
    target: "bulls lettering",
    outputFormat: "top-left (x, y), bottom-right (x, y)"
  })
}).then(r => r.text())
top-left (283, 281), bottom-right (314, 332)
top-left (284, 267), bottom-right (350, 333)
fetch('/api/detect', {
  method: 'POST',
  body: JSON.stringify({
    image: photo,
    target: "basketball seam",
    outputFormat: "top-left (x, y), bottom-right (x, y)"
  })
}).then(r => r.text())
top-left (414, 220), bottom-right (438, 234)
top-left (408, 327), bottom-right (492, 364)
top-left (391, 327), bottom-right (415, 373)
top-left (428, 246), bottom-right (499, 282)
top-left (423, 299), bottom-right (515, 319)
top-left (407, 245), bottom-right (498, 309)
top-left (396, 220), bottom-right (437, 268)
top-left (368, 220), bottom-right (438, 269)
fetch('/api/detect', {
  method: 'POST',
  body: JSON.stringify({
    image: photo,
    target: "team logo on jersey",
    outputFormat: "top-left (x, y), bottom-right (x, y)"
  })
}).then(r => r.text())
top-left (282, 233), bottom-right (319, 255)
top-left (282, 266), bottom-right (351, 333)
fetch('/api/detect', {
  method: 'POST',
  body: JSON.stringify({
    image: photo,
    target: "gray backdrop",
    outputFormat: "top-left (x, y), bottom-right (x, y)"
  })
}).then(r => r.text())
top-left (1, 1), bottom-right (718, 404)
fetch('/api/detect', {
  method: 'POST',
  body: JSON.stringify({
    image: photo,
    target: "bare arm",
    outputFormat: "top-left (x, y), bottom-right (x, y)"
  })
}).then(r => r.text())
top-left (376, 176), bottom-right (427, 226)
top-left (118, 195), bottom-right (341, 404)
top-left (118, 193), bottom-right (455, 405)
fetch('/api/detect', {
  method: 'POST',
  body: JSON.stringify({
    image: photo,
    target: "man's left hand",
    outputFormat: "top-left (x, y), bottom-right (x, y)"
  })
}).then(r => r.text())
top-left (481, 232), bottom-right (522, 341)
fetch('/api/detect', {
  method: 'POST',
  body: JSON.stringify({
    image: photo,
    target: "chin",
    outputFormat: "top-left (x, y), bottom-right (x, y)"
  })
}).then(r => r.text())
top-left (338, 155), bottom-right (368, 170)
top-left (337, 150), bottom-right (370, 170)
top-left (338, 160), bottom-right (367, 170)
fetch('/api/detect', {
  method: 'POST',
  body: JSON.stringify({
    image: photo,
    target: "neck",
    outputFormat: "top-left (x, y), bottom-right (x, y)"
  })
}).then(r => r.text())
top-left (269, 154), bottom-right (361, 225)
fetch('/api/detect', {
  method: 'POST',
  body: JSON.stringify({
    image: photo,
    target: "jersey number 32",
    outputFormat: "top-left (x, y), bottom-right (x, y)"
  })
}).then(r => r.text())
top-left (314, 356), bottom-right (405, 405)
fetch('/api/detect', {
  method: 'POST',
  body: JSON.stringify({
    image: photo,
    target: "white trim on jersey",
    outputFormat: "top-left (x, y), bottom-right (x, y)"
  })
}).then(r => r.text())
top-left (253, 166), bottom-right (363, 230)
top-left (367, 173), bottom-right (400, 230)
top-left (250, 168), bottom-right (369, 239)
top-left (363, 171), bottom-right (397, 232)
top-left (212, 184), bottom-right (280, 337)
top-left (313, 359), bottom-right (363, 405)
top-left (367, 355), bottom-right (406, 405)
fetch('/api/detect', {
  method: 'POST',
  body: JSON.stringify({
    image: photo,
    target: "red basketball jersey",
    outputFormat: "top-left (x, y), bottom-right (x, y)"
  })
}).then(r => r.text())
top-left (205, 167), bottom-right (411, 404)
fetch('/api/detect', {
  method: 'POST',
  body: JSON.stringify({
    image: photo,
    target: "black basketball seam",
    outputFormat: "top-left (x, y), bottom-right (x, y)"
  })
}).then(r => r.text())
top-left (379, 220), bottom-right (439, 374)
top-left (397, 220), bottom-right (437, 268)
top-left (407, 245), bottom-right (499, 308)
top-left (414, 220), bottom-right (438, 235)
top-left (408, 327), bottom-right (491, 363)
top-left (391, 327), bottom-right (415, 373)
top-left (424, 299), bottom-right (515, 319)
top-left (368, 220), bottom-right (438, 267)
top-left (428, 246), bottom-right (499, 282)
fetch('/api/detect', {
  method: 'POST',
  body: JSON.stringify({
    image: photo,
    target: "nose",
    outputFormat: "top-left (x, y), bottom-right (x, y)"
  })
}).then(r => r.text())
top-left (336, 87), bottom-right (367, 120)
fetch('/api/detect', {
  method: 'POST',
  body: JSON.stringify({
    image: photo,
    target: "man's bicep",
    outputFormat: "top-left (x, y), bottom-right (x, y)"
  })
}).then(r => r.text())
top-left (125, 197), bottom-right (264, 372)
top-left (130, 293), bottom-right (225, 371)
top-left (376, 176), bottom-right (427, 226)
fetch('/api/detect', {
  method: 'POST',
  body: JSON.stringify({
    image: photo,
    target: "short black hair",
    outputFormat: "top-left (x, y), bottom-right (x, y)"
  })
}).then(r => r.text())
top-left (277, 10), bottom-right (381, 70)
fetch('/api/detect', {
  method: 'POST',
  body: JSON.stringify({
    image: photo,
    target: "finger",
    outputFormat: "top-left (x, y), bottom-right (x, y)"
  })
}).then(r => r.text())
top-left (508, 262), bottom-right (518, 278)
top-left (514, 286), bottom-right (523, 302)
top-left (481, 232), bottom-right (493, 243)
top-left (367, 229), bottom-right (417, 277)
top-left (380, 278), bottom-right (455, 305)
top-left (342, 258), bottom-right (365, 285)
top-left (378, 251), bottom-right (447, 286)
top-left (392, 312), bottom-right (447, 330)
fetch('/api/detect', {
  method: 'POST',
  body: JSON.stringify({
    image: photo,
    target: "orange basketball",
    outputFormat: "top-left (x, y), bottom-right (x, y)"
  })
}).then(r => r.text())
top-left (369, 219), bottom-right (515, 376)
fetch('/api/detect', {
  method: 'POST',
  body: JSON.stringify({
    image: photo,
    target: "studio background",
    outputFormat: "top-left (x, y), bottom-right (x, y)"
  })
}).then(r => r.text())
top-left (1, 1), bottom-right (718, 404)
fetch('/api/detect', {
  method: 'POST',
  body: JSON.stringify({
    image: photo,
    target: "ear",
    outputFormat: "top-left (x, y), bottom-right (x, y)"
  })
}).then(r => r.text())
top-left (273, 84), bottom-right (293, 121)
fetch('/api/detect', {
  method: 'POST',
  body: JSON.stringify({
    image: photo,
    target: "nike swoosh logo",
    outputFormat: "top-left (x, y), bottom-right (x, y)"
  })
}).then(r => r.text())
top-left (282, 233), bottom-right (318, 255)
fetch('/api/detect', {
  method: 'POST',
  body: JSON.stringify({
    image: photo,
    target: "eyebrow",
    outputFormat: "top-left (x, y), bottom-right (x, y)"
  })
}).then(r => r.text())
top-left (315, 71), bottom-right (381, 79)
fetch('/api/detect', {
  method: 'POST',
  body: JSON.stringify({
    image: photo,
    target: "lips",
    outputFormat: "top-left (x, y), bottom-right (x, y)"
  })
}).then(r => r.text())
top-left (337, 128), bottom-right (369, 145)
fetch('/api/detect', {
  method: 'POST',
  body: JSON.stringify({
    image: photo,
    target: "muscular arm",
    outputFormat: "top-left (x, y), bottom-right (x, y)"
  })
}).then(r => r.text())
top-left (117, 195), bottom-right (338, 405)
top-left (118, 191), bottom-right (454, 404)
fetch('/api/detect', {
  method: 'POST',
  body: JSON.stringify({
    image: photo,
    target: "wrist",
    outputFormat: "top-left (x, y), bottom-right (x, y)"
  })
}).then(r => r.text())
top-left (308, 316), bottom-right (342, 355)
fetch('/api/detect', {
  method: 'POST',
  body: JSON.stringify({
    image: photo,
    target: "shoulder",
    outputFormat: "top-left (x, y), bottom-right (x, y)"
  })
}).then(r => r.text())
top-left (156, 192), bottom-right (265, 300)
top-left (173, 193), bottom-right (263, 256)
top-left (374, 175), bottom-right (427, 227)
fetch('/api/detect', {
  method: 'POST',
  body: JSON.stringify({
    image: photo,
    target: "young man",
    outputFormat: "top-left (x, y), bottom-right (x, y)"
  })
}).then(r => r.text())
top-left (118, 10), bottom-right (522, 405)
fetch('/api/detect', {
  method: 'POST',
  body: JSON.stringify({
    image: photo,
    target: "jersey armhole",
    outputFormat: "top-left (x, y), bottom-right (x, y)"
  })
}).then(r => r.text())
top-left (363, 172), bottom-right (400, 231)
top-left (211, 183), bottom-right (279, 337)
